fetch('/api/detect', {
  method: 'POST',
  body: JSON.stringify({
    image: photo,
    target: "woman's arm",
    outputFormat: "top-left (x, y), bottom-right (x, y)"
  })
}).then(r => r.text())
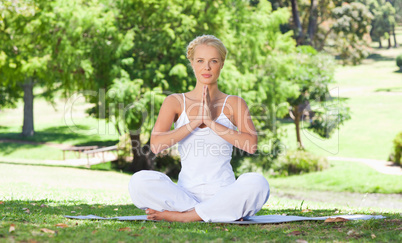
top-left (150, 94), bottom-right (202, 154)
top-left (204, 96), bottom-right (258, 154)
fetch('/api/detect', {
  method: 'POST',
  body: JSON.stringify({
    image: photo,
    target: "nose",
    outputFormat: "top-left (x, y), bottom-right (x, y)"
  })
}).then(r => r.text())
top-left (204, 61), bottom-right (211, 70)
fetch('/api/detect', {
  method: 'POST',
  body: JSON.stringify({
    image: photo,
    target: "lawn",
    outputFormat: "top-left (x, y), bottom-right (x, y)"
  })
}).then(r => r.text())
top-left (1, 163), bottom-right (400, 242)
top-left (269, 161), bottom-right (402, 194)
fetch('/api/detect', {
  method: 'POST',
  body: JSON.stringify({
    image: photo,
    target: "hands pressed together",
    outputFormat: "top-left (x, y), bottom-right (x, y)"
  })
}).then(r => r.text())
top-left (194, 85), bottom-right (213, 128)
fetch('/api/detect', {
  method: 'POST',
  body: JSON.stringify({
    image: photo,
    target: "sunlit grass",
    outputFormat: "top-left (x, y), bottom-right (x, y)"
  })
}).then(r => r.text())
top-left (269, 161), bottom-right (402, 194)
top-left (0, 163), bottom-right (400, 242)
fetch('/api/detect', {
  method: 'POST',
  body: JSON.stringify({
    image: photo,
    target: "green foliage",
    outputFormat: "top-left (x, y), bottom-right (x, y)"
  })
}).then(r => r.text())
top-left (288, 48), bottom-right (337, 107)
top-left (394, 0), bottom-right (402, 23)
top-left (115, 133), bottom-right (133, 167)
top-left (308, 102), bottom-right (351, 138)
top-left (332, 2), bottom-right (373, 65)
top-left (272, 150), bottom-right (329, 176)
top-left (154, 153), bottom-right (181, 179)
top-left (284, 47), bottom-right (351, 148)
top-left (396, 54), bottom-right (402, 69)
top-left (392, 131), bottom-right (402, 165)
top-left (47, 0), bottom-right (128, 93)
top-left (0, 0), bottom-right (56, 106)
top-left (365, 0), bottom-right (396, 44)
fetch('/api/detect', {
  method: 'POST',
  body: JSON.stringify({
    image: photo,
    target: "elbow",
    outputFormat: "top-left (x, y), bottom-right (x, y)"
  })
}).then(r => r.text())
top-left (247, 145), bottom-right (257, 154)
top-left (247, 136), bottom-right (258, 154)
top-left (150, 136), bottom-right (159, 154)
top-left (150, 135), bottom-right (167, 154)
top-left (151, 147), bottom-right (159, 155)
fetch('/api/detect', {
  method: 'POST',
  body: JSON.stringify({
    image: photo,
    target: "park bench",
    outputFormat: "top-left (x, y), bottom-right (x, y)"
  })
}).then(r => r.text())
top-left (61, 146), bottom-right (98, 160)
top-left (82, 145), bottom-right (118, 167)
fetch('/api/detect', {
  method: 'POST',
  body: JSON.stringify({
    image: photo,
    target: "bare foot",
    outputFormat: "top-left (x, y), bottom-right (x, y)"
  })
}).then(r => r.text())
top-left (145, 208), bottom-right (202, 222)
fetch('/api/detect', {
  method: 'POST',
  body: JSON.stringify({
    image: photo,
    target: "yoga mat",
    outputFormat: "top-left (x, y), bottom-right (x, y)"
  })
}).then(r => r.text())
top-left (64, 214), bottom-right (385, 224)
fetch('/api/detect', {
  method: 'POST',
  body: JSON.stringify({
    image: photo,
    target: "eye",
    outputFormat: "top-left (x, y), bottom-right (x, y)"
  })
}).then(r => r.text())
top-left (197, 60), bottom-right (203, 63)
top-left (212, 60), bottom-right (218, 63)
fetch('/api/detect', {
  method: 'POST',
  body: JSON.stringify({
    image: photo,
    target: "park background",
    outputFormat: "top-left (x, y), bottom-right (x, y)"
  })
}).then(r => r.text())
top-left (0, 0), bottom-right (401, 242)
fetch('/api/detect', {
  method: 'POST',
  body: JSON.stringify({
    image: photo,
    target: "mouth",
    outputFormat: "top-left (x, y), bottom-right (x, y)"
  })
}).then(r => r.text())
top-left (201, 74), bottom-right (212, 78)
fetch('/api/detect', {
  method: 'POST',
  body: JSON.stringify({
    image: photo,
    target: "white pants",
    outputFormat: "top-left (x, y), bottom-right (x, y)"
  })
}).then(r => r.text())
top-left (128, 170), bottom-right (270, 222)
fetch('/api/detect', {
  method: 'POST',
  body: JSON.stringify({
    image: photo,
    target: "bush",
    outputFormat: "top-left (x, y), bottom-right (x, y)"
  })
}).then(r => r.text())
top-left (397, 54), bottom-right (402, 71)
top-left (392, 132), bottom-right (402, 166)
top-left (272, 150), bottom-right (329, 176)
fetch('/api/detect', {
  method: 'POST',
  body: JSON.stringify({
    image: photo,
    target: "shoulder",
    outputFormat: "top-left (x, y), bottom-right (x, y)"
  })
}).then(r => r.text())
top-left (163, 94), bottom-right (183, 105)
top-left (223, 95), bottom-right (250, 120)
top-left (226, 95), bottom-right (248, 107)
top-left (161, 93), bottom-right (183, 112)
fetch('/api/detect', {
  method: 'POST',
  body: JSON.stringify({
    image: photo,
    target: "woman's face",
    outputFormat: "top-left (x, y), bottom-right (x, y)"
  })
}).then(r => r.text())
top-left (190, 44), bottom-right (224, 85)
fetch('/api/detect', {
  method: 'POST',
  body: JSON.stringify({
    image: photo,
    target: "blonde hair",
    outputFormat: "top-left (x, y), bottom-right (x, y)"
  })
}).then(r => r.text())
top-left (186, 35), bottom-right (227, 62)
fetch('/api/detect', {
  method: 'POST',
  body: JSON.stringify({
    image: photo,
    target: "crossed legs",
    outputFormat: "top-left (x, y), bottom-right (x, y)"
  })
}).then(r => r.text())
top-left (128, 170), bottom-right (270, 222)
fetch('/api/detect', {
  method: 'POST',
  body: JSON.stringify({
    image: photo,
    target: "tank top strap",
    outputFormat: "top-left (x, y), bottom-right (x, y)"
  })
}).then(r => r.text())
top-left (182, 93), bottom-right (186, 112)
top-left (221, 95), bottom-right (230, 113)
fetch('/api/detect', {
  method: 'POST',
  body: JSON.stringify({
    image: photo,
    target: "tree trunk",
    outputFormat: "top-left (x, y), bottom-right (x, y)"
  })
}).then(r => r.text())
top-left (392, 25), bottom-right (398, 47)
top-left (270, 103), bottom-right (277, 135)
top-left (128, 134), bottom-right (156, 172)
top-left (378, 39), bottom-right (382, 48)
top-left (22, 79), bottom-right (34, 136)
top-left (317, 28), bottom-right (333, 51)
top-left (307, 0), bottom-right (318, 47)
top-left (293, 106), bottom-right (304, 149)
top-left (290, 0), bottom-right (303, 45)
top-left (388, 33), bottom-right (392, 49)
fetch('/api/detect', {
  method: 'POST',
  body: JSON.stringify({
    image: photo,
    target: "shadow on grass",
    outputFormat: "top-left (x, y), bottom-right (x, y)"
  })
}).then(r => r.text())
top-left (2, 199), bottom-right (143, 219)
top-left (0, 125), bottom-right (118, 146)
top-left (0, 125), bottom-right (90, 142)
top-left (375, 87), bottom-right (402, 92)
top-left (0, 143), bottom-right (40, 156)
top-left (366, 53), bottom-right (395, 62)
top-left (0, 161), bottom-right (135, 176)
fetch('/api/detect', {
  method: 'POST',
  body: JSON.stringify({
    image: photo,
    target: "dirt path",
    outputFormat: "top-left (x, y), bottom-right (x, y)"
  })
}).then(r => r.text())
top-left (328, 156), bottom-right (402, 176)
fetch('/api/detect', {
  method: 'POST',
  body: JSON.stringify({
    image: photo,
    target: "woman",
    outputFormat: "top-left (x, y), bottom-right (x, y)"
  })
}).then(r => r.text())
top-left (128, 35), bottom-right (270, 222)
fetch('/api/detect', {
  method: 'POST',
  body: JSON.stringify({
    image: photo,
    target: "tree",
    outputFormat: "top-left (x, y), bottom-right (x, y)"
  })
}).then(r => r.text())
top-left (287, 46), bottom-right (350, 148)
top-left (269, 0), bottom-right (373, 64)
top-left (386, 0), bottom-right (401, 47)
top-left (290, 0), bottom-right (304, 45)
top-left (331, 2), bottom-right (373, 64)
top-left (0, 0), bottom-right (55, 136)
top-left (365, 0), bottom-right (396, 48)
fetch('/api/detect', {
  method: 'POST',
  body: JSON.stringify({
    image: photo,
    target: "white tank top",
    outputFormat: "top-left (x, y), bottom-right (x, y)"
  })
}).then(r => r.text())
top-left (174, 93), bottom-right (237, 198)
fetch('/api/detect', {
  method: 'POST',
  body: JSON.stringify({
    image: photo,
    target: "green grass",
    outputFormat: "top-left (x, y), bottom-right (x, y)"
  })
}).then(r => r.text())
top-left (0, 142), bottom-right (62, 160)
top-left (1, 163), bottom-right (400, 242)
top-left (269, 161), bottom-right (402, 194)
